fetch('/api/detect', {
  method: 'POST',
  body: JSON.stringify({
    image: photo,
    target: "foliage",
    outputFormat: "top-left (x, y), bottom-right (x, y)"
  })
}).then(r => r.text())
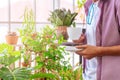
top-left (19, 8), bottom-right (83, 80)
top-left (59, 64), bottom-right (83, 80)
top-left (21, 49), bottom-right (31, 64)
top-left (77, 0), bottom-right (86, 8)
top-left (19, 8), bottom-right (35, 45)
top-left (30, 72), bottom-right (56, 79)
top-left (48, 8), bottom-right (78, 27)
top-left (0, 43), bottom-right (20, 66)
top-left (19, 23), bottom-right (69, 79)
top-left (0, 67), bottom-right (31, 80)
top-left (18, 8), bottom-right (36, 65)
top-left (0, 43), bottom-right (31, 80)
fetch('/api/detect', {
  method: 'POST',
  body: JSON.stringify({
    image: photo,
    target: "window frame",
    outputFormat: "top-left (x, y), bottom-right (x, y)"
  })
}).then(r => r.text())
top-left (0, 0), bottom-right (82, 66)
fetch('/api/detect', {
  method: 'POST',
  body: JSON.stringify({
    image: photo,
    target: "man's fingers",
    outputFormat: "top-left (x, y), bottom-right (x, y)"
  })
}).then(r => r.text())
top-left (75, 49), bottom-right (84, 54)
top-left (76, 45), bottom-right (87, 49)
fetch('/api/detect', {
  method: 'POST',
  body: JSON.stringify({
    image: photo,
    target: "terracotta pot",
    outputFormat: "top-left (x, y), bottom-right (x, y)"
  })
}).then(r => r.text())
top-left (22, 62), bottom-right (30, 67)
top-left (6, 35), bottom-right (18, 45)
top-left (31, 32), bottom-right (37, 39)
top-left (56, 26), bottom-right (68, 40)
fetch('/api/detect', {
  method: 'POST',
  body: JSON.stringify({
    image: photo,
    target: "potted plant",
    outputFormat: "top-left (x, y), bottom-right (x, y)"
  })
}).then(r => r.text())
top-left (48, 8), bottom-right (78, 40)
top-left (19, 23), bottom-right (68, 80)
top-left (22, 52), bottom-right (31, 67)
top-left (5, 32), bottom-right (18, 45)
top-left (19, 24), bottom-right (84, 80)
top-left (66, 0), bottom-right (86, 41)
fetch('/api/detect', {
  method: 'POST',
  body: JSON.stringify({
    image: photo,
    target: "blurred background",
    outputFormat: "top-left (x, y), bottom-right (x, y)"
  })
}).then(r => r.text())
top-left (0, 0), bottom-right (85, 67)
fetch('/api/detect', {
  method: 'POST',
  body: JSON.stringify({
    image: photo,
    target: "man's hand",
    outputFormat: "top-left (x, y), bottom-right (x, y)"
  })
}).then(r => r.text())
top-left (75, 45), bottom-right (101, 59)
top-left (73, 33), bottom-right (86, 43)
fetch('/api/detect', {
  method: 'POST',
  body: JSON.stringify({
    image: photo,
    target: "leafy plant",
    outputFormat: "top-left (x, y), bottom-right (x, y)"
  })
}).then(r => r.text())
top-left (48, 8), bottom-right (78, 27)
top-left (0, 67), bottom-right (30, 80)
top-left (19, 24), bottom-right (69, 79)
top-left (0, 43), bottom-right (31, 80)
top-left (21, 49), bottom-right (31, 67)
top-left (59, 63), bottom-right (83, 80)
top-left (19, 8), bottom-right (35, 45)
top-left (19, 8), bottom-right (83, 80)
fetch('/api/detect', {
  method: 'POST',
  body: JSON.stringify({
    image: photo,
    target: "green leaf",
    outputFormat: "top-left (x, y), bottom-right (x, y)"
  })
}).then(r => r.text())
top-left (48, 8), bottom-right (78, 27)
top-left (0, 67), bottom-right (30, 80)
top-left (0, 56), bottom-right (20, 66)
top-left (30, 73), bottom-right (56, 79)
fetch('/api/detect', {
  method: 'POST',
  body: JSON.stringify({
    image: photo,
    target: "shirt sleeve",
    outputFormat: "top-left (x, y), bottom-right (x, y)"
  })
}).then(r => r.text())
top-left (116, 0), bottom-right (120, 29)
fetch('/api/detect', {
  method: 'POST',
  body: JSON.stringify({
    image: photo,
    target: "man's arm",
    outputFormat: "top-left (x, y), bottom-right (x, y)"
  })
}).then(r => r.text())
top-left (76, 45), bottom-right (120, 59)
top-left (99, 45), bottom-right (120, 56)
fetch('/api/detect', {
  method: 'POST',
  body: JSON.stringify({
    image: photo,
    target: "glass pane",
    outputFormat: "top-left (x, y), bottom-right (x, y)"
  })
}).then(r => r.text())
top-left (36, 0), bottom-right (53, 22)
top-left (0, 0), bottom-right (8, 21)
top-left (0, 24), bottom-right (9, 43)
top-left (11, 0), bottom-right (34, 22)
top-left (11, 23), bottom-right (22, 33)
top-left (60, 0), bottom-right (73, 11)
top-left (36, 24), bottom-right (53, 32)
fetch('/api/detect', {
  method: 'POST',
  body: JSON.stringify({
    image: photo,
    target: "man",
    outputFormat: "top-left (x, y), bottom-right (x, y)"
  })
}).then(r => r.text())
top-left (76, 0), bottom-right (120, 80)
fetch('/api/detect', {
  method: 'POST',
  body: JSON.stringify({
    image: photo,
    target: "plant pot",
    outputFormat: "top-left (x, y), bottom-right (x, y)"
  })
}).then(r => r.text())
top-left (6, 35), bottom-right (18, 45)
top-left (22, 62), bottom-right (30, 67)
top-left (31, 32), bottom-right (38, 39)
top-left (67, 27), bottom-right (82, 40)
top-left (56, 26), bottom-right (68, 40)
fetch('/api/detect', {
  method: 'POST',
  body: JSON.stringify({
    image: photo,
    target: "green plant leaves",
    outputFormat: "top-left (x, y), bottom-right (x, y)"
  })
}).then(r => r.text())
top-left (0, 43), bottom-right (20, 56)
top-left (48, 8), bottom-right (78, 27)
top-left (77, 0), bottom-right (86, 8)
top-left (0, 43), bottom-right (30, 80)
top-left (30, 73), bottom-right (56, 79)
top-left (0, 43), bottom-right (20, 66)
top-left (0, 56), bottom-right (20, 66)
top-left (0, 67), bottom-right (31, 80)
top-left (18, 8), bottom-right (83, 79)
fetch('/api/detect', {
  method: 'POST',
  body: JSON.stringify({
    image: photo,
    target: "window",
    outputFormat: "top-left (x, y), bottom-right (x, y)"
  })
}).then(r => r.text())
top-left (0, 0), bottom-right (84, 66)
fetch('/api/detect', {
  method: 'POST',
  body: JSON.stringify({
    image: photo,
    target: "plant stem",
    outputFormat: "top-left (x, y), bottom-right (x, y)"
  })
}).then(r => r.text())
top-left (7, 66), bottom-right (16, 80)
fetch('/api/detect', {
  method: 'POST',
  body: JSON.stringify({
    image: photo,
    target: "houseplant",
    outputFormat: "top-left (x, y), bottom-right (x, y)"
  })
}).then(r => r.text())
top-left (5, 32), bottom-right (18, 45)
top-left (19, 23), bottom-right (69, 80)
top-left (0, 43), bottom-right (31, 80)
top-left (67, 0), bottom-right (86, 41)
top-left (21, 50), bottom-right (31, 67)
top-left (48, 8), bottom-right (78, 40)
top-left (19, 8), bottom-right (65, 79)
top-left (19, 8), bottom-right (83, 80)
top-left (19, 24), bottom-right (84, 80)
